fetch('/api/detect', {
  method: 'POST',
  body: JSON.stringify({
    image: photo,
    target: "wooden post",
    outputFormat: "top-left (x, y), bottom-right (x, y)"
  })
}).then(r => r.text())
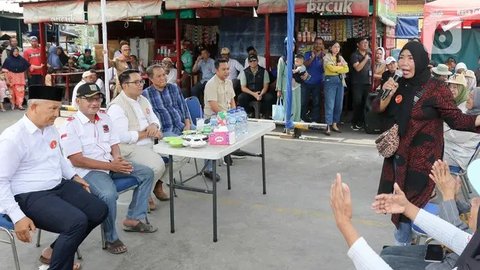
top-left (175, 10), bottom-right (182, 83)
top-left (265, 14), bottom-right (270, 70)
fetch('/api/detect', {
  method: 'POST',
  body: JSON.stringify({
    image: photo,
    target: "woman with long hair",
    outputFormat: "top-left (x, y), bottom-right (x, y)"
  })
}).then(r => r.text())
top-left (2, 48), bottom-right (41, 110)
top-left (323, 41), bottom-right (349, 135)
top-left (372, 41), bottom-right (480, 246)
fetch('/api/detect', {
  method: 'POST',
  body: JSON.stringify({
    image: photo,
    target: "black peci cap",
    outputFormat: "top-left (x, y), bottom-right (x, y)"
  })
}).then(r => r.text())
top-left (28, 85), bottom-right (63, 101)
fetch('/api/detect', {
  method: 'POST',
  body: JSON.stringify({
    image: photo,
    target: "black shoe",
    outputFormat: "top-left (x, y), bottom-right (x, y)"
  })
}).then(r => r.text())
top-left (204, 171), bottom-right (221, 182)
top-left (351, 124), bottom-right (362, 131)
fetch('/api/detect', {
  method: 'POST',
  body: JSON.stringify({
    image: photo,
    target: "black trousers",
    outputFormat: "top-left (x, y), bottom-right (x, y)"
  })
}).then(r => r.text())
top-left (15, 180), bottom-right (108, 270)
top-left (237, 91), bottom-right (275, 117)
top-left (191, 81), bottom-right (207, 106)
top-left (351, 83), bottom-right (371, 127)
top-left (28, 75), bottom-right (44, 86)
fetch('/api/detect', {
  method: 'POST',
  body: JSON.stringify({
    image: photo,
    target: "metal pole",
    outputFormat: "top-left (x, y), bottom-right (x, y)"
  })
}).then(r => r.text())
top-left (285, 0), bottom-right (295, 130)
top-left (100, 0), bottom-right (110, 104)
top-left (169, 155), bottom-right (175, 233)
top-left (212, 160), bottom-right (217, 242)
top-left (39, 23), bottom-right (47, 76)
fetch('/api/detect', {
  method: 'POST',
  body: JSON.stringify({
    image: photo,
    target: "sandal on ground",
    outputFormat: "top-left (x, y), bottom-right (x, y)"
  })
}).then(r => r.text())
top-left (148, 197), bottom-right (156, 212)
top-left (332, 127), bottom-right (342, 133)
top-left (123, 221), bottom-right (158, 233)
top-left (105, 239), bottom-right (128, 254)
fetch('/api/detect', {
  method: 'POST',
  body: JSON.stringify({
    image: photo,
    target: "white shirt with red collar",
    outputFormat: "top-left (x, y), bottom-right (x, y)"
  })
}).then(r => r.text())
top-left (59, 111), bottom-right (120, 178)
top-left (0, 115), bottom-right (76, 223)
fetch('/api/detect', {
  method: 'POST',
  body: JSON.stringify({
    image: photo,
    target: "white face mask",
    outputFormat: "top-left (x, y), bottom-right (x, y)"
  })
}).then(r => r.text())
top-left (468, 159), bottom-right (480, 195)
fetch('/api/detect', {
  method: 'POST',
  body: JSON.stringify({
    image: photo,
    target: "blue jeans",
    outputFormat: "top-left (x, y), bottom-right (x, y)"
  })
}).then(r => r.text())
top-left (323, 75), bottom-right (344, 125)
top-left (301, 82), bottom-right (322, 122)
top-left (394, 221), bottom-right (413, 246)
top-left (380, 245), bottom-right (430, 270)
top-left (83, 163), bottom-right (154, 242)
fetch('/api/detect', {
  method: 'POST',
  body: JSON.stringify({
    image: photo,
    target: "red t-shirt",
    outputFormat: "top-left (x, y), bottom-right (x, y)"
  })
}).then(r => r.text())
top-left (23, 47), bottom-right (43, 75)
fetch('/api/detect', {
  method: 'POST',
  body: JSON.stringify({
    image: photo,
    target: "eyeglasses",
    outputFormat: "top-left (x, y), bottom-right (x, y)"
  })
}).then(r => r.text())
top-left (79, 97), bottom-right (103, 103)
top-left (125, 80), bottom-right (145, 86)
top-left (249, 59), bottom-right (257, 62)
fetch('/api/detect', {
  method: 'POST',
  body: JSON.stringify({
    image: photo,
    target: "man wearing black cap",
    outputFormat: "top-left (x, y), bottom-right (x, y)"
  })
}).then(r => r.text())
top-left (60, 83), bottom-right (156, 255)
top-left (24, 36), bottom-right (44, 86)
top-left (0, 85), bottom-right (108, 270)
top-left (238, 54), bottom-right (273, 117)
top-left (243, 46), bottom-right (266, 69)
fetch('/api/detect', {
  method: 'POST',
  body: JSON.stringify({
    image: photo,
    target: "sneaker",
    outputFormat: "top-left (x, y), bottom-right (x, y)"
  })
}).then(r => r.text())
top-left (351, 125), bottom-right (360, 131)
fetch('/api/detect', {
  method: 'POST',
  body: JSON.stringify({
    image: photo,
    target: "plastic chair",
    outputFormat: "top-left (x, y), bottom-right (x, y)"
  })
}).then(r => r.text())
top-left (185, 96), bottom-right (203, 125)
top-left (449, 141), bottom-right (480, 200)
top-left (411, 202), bottom-right (440, 244)
top-left (0, 214), bottom-right (20, 270)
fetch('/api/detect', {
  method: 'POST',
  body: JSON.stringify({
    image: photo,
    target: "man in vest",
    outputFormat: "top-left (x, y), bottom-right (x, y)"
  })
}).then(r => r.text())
top-left (107, 69), bottom-right (169, 210)
top-left (60, 83), bottom-right (157, 255)
top-left (237, 54), bottom-right (274, 117)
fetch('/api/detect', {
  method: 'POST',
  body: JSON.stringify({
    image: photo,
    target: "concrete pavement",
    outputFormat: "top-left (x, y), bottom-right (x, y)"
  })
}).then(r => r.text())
top-left (0, 110), bottom-right (395, 270)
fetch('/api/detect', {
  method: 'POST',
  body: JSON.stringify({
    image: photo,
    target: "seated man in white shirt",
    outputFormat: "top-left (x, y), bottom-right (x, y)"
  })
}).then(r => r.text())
top-left (60, 83), bottom-right (157, 255)
top-left (0, 85), bottom-right (107, 270)
top-left (71, 69), bottom-right (105, 108)
top-left (107, 69), bottom-right (169, 206)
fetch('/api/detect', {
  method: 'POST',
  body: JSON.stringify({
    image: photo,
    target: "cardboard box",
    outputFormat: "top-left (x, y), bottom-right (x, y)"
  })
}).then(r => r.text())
top-left (209, 129), bottom-right (236, 145)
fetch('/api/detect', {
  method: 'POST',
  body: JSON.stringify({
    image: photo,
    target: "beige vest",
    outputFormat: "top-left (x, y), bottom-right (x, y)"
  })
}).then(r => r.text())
top-left (108, 91), bottom-right (152, 156)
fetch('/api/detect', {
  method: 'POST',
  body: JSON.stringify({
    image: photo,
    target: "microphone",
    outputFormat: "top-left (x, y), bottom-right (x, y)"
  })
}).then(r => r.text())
top-left (381, 70), bottom-right (403, 100)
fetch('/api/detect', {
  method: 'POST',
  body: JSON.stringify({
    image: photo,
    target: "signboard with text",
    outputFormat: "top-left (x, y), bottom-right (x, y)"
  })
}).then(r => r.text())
top-left (257, 0), bottom-right (369, 16)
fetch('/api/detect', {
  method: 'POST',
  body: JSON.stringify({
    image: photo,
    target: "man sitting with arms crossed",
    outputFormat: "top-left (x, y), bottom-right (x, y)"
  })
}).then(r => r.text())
top-left (0, 85), bottom-right (108, 270)
top-left (60, 83), bottom-right (157, 255)
top-left (107, 69), bottom-right (169, 208)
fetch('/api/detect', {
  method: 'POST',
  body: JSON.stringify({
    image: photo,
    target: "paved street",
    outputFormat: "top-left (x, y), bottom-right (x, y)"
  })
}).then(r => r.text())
top-left (0, 110), bottom-right (394, 270)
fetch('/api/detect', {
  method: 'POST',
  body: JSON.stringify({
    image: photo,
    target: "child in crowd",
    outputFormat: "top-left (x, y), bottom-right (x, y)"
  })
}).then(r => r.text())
top-left (0, 72), bottom-right (7, 111)
top-left (293, 54), bottom-right (311, 83)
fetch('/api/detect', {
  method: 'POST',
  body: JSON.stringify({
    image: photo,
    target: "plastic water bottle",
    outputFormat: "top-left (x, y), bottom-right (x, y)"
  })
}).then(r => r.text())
top-left (210, 115), bottom-right (218, 128)
top-left (239, 107), bottom-right (248, 135)
top-left (234, 109), bottom-right (243, 137)
top-left (227, 110), bottom-right (236, 132)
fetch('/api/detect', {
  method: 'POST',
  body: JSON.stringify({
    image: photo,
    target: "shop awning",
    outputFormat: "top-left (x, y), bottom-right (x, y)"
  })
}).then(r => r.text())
top-left (257, 0), bottom-right (369, 16)
top-left (164, 0), bottom-right (257, 10)
top-left (22, 0), bottom-right (85, 24)
top-left (377, 0), bottom-right (397, 27)
top-left (395, 17), bottom-right (418, 38)
top-left (87, 0), bottom-right (162, 24)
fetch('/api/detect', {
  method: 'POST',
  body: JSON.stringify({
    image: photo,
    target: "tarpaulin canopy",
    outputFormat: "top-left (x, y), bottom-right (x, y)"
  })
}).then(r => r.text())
top-left (87, 0), bottom-right (162, 24)
top-left (22, 0), bottom-right (85, 24)
top-left (423, 0), bottom-right (480, 54)
top-left (396, 17), bottom-right (419, 38)
top-left (257, 0), bottom-right (369, 16)
top-left (164, 0), bottom-right (257, 10)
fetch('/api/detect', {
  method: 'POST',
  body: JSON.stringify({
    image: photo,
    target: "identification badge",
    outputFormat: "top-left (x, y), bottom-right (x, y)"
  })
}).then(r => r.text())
top-left (103, 125), bottom-right (109, 133)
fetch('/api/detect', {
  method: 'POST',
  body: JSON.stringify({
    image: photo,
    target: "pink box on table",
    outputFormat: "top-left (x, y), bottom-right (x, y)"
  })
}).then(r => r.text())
top-left (208, 130), bottom-right (236, 145)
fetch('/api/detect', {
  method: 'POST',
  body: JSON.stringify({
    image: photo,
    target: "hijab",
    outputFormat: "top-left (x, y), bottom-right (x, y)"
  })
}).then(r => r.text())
top-left (455, 207), bottom-right (480, 269)
top-left (376, 47), bottom-right (385, 64)
top-left (387, 41), bottom-right (431, 137)
top-left (57, 46), bottom-right (69, 66)
top-left (2, 48), bottom-right (30, 73)
top-left (467, 87), bottom-right (480, 115)
top-left (454, 84), bottom-right (469, 106)
top-left (48, 45), bottom-right (62, 69)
